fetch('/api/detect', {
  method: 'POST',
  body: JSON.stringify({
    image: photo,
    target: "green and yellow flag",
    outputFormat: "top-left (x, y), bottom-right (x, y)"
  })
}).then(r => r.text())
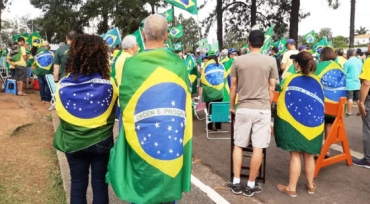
top-left (132, 28), bottom-right (145, 52)
top-left (12, 33), bottom-right (29, 42)
top-left (28, 32), bottom-right (43, 47)
top-left (315, 61), bottom-right (346, 103)
top-left (185, 54), bottom-right (198, 94)
top-left (159, 8), bottom-right (174, 22)
top-left (304, 30), bottom-right (316, 44)
top-left (260, 25), bottom-right (274, 55)
top-left (201, 59), bottom-right (226, 102)
top-left (107, 48), bottom-right (193, 203)
top-left (274, 74), bottom-right (324, 154)
top-left (169, 25), bottom-right (184, 38)
top-left (174, 42), bottom-right (183, 51)
top-left (53, 73), bottom-right (118, 153)
top-left (166, 0), bottom-right (198, 15)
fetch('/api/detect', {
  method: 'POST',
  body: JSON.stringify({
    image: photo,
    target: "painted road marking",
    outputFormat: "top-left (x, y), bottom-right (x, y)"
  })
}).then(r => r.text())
top-left (191, 175), bottom-right (230, 204)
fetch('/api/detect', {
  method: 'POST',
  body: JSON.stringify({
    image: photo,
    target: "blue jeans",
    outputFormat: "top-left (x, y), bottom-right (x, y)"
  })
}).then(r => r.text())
top-left (37, 75), bottom-right (51, 101)
top-left (66, 136), bottom-right (113, 204)
top-left (115, 102), bottom-right (120, 119)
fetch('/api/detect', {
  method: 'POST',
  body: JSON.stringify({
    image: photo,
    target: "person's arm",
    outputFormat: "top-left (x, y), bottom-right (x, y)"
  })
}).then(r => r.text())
top-left (359, 80), bottom-right (370, 117)
top-left (269, 78), bottom-right (276, 103)
top-left (230, 76), bottom-right (237, 114)
top-left (343, 62), bottom-right (349, 75)
top-left (6, 54), bottom-right (14, 66)
top-left (53, 49), bottom-right (61, 81)
top-left (280, 52), bottom-right (288, 71)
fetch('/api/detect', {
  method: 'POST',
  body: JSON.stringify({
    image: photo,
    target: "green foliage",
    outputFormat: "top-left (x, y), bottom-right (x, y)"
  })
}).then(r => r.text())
top-left (355, 26), bottom-right (369, 35)
top-left (333, 35), bottom-right (348, 48)
top-left (175, 14), bottom-right (201, 52)
top-left (318, 28), bottom-right (333, 41)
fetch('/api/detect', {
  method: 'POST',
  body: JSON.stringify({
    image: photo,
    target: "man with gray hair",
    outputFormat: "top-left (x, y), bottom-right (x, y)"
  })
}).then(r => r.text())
top-left (107, 14), bottom-right (192, 204)
top-left (240, 48), bottom-right (248, 55)
top-left (343, 49), bottom-right (362, 116)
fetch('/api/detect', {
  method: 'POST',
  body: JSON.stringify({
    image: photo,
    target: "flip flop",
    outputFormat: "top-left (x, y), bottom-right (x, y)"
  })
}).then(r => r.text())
top-left (17, 92), bottom-right (28, 96)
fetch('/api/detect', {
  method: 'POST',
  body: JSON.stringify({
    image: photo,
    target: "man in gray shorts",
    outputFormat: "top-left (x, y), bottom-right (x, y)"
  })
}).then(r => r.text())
top-left (228, 30), bottom-right (278, 197)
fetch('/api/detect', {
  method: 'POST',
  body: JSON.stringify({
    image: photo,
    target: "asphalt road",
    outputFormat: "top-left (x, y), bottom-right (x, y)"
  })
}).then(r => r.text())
top-left (191, 106), bottom-right (370, 204)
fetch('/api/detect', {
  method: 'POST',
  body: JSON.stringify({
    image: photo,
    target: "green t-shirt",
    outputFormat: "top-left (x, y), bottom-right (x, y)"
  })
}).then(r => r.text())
top-left (53, 44), bottom-right (70, 78)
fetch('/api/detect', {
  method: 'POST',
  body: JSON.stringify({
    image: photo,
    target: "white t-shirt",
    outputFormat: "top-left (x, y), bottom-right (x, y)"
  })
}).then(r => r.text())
top-left (281, 49), bottom-right (299, 79)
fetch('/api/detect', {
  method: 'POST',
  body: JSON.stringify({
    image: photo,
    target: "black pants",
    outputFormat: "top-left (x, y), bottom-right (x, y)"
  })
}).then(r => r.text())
top-left (206, 98), bottom-right (223, 130)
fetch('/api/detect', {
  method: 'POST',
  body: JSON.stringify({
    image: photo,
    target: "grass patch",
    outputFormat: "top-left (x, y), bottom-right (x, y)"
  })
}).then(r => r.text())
top-left (46, 114), bottom-right (53, 122)
top-left (45, 149), bottom-right (66, 204)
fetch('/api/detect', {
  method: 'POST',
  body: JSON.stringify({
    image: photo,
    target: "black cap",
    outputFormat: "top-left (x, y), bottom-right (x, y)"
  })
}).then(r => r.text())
top-left (248, 30), bottom-right (264, 43)
top-left (290, 54), bottom-right (298, 60)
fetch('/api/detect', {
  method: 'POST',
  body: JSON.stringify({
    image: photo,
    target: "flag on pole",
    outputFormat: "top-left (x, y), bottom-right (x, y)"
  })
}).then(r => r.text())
top-left (103, 27), bottom-right (122, 48)
top-left (27, 32), bottom-right (43, 48)
top-left (174, 42), bottom-right (183, 51)
top-left (260, 25), bottom-right (274, 55)
top-left (304, 30), bottom-right (317, 44)
top-left (106, 49), bottom-right (193, 203)
top-left (159, 9), bottom-right (174, 22)
top-left (132, 28), bottom-right (145, 53)
top-left (169, 25), bottom-right (184, 38)
top-left (272, 38), bottom-right (287, 54)
top-left (196, 38), bottom-right (208, 49)
top-left (313, 37), bottom-right (328, 54)
top-left (12, 33), bottom-right (29, 42)
top-left (164, 39), bottom-right (174, 51)
top-left (166, 0), bottom-right (198, 15)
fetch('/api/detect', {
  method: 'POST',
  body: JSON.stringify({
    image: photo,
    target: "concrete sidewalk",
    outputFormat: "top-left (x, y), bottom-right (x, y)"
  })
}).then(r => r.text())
top-left (51, 111), bottom-right (231, 204)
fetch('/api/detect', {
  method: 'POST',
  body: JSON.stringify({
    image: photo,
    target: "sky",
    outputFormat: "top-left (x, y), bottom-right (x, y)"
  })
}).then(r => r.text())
top-left (3, 0), bottom-right (369, 42)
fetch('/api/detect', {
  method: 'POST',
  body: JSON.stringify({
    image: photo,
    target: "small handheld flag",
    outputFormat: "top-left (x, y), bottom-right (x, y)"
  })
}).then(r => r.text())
top-left (104, 28), bottom-right (122, 48)
top-left (166, 0), bottom-right (198, 15)
top-left (159, 9), bottom-right (174, 22)
top-left (169, 25), bottom-right (184, 38)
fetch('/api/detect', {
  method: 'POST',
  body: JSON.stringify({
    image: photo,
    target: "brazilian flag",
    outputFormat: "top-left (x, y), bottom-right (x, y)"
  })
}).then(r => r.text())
top-left (53, 73), bottom-right (118, 153)
top-left (106, 48), bottom-right (193, 203)
top-left (28, 32), bottom-right (42, 47)
top-left (104, 27), bottom-right (122, 48)
top-left (304, 30), bottom-right (317, 44)
top-left (201, 59), bottom-right (226, 102)
top-left (220, 57), bottom-right (234, 102)
top-left (132, 28), bottom-right (146, 52)
top-left (315, 61), bottom-right (346, 103)
top-left (185, 54), bottom-right (198, 94)
top-left (274, 74), bottom-right (324, 154)
top-left (166, 0), bottom-right (198, 15)
top-left (12, 33), bottom-right (29, 42)
top-left (159, 8), bottom-right (174, 22)
top-left (278, 64), bottom-right (296, 91)
top-left (169, 25), bottom-right (184, 38)
top-left (32, 47), bottom-right (54, 76)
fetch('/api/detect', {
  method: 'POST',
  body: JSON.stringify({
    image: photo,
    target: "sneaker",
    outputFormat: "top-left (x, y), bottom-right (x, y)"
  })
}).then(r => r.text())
top-left (353, 158), bottom-right (370, 169)
top-left (345, 113), bottom-right (353, 117)
top-left (243, 182), bottom-right (263, 197)
top-left (277, 184), bottom-right (297, 198)
top-left (226, 180), bottom-right (243, 195)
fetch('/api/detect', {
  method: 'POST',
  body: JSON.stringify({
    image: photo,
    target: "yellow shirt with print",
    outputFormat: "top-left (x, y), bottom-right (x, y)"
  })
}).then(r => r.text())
top-left (359, 58), bottom-right (370, 81)
top-left (114, 51), bottom-right (132, 88)
top-left (13, 46), bottom-right (27, 67)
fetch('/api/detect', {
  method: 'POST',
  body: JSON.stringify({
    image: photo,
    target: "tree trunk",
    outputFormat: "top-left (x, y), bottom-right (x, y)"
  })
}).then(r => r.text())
top-left (289, 0), bottom-right (300, 40)
top-left (251, 0), bottom-right (257, 27)
top-left (150, 3), bottom-right (155, 14)
top-left (102, 13), bottom-right (108, 33)
top-left (216, 0), bottom-right (223, 49)
top-left (349, 0), bottom-right (356, 48)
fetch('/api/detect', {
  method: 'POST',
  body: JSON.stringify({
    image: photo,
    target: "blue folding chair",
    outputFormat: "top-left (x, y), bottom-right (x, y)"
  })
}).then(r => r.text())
top-left (45, 74), bottom-right (57, 111)
top-left (204, 102), bottom-right (231, 140)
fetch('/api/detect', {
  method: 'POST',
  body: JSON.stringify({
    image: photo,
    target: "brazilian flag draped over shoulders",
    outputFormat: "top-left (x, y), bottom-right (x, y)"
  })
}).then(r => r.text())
top-left (315, 60), bottom-right (346, 103)
top-left (107, 48), bottom-right (193, 204)
top-left (201, 59), bottom-right (226, 102)
top-left (53, 73), bottom-right (118, 153)
top-left (274, 74), bottom-right (324, 154)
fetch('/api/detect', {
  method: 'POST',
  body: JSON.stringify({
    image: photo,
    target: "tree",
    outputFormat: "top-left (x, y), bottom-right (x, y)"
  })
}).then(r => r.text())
top-left (355, 26), bottom-right (369, 35)
top-left (333, 35), bottom-right (348, 48)
top-left (318, 28), bottom-right (333, 41)
top-left (349, 0), bottom-right (355, 47)
top-left (0, 0), bottom-right (12, 36)
top-left (175, 14), bottom-right (201, 52)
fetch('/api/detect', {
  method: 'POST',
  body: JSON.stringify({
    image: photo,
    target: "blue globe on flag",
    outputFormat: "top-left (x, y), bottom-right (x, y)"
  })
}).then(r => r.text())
top-left (307, 35), bottom-right (314, 43)
top-left (59, 78), bottom-right (114, 119)
top-left (321, 69), bottom-right (346, 102)
top-left (285, 76), bottom-right (325, 127)
top-left (33, 39), bottom-right (41, 45)
top-left (204, 63), bottom-right (224, 86)
top-left (105, 36), bottom-right (114, 46)
top-left (36, 52), bottom-right (53, 69)
top-left (134, 82), bottom-right (186, 160)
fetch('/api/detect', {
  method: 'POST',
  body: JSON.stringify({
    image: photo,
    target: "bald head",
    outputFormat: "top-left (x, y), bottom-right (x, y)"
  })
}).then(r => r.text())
top-left (144, 14), bottom-right (168, 42)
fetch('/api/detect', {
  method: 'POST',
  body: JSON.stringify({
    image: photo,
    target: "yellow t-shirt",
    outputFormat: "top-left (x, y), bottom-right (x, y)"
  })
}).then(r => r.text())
top-left (337, 56), bottom-right (347, 69)
top-left (14, 46), bottom-right (27, 67)
top-left (281, 49), bottom-right (299, 79)
top-left (6, 53), bottom-right (14, 69)
top-left (114, 51), bottom-right (132, 88)
top-left (359, 58), bottom-right (370, 80)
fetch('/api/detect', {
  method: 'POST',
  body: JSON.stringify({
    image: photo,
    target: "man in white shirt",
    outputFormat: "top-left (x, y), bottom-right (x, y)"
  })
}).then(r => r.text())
top-left (281, 39), bottom-right (299, 79)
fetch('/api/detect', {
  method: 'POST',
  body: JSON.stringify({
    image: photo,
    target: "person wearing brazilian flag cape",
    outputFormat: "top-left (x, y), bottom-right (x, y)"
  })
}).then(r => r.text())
top-left (315, 47), bottom-right (346, 158)
top-left (106, 14), bottom-right (193, 204)
top-left (274, 52), bottom-right (325, 197)
top-left (53, 34), bottom-right (118, 204)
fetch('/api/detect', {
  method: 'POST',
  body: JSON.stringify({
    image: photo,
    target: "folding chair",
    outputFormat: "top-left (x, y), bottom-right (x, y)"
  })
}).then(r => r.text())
top-left (45, 74), bottom-right (57, 111)
top-left (192, 97), bottom-right (206, 120)
top-left (204, 102), bottom-right (231, 140)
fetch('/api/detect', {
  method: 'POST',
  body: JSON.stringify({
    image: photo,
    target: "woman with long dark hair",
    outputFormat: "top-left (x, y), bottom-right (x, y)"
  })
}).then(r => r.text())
top-left (53, 34), bottom-right (118, 204)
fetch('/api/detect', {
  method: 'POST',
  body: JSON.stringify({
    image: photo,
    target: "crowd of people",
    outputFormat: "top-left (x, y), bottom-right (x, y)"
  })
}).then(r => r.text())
top-left (3, 12), bottom-right (370, 203)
